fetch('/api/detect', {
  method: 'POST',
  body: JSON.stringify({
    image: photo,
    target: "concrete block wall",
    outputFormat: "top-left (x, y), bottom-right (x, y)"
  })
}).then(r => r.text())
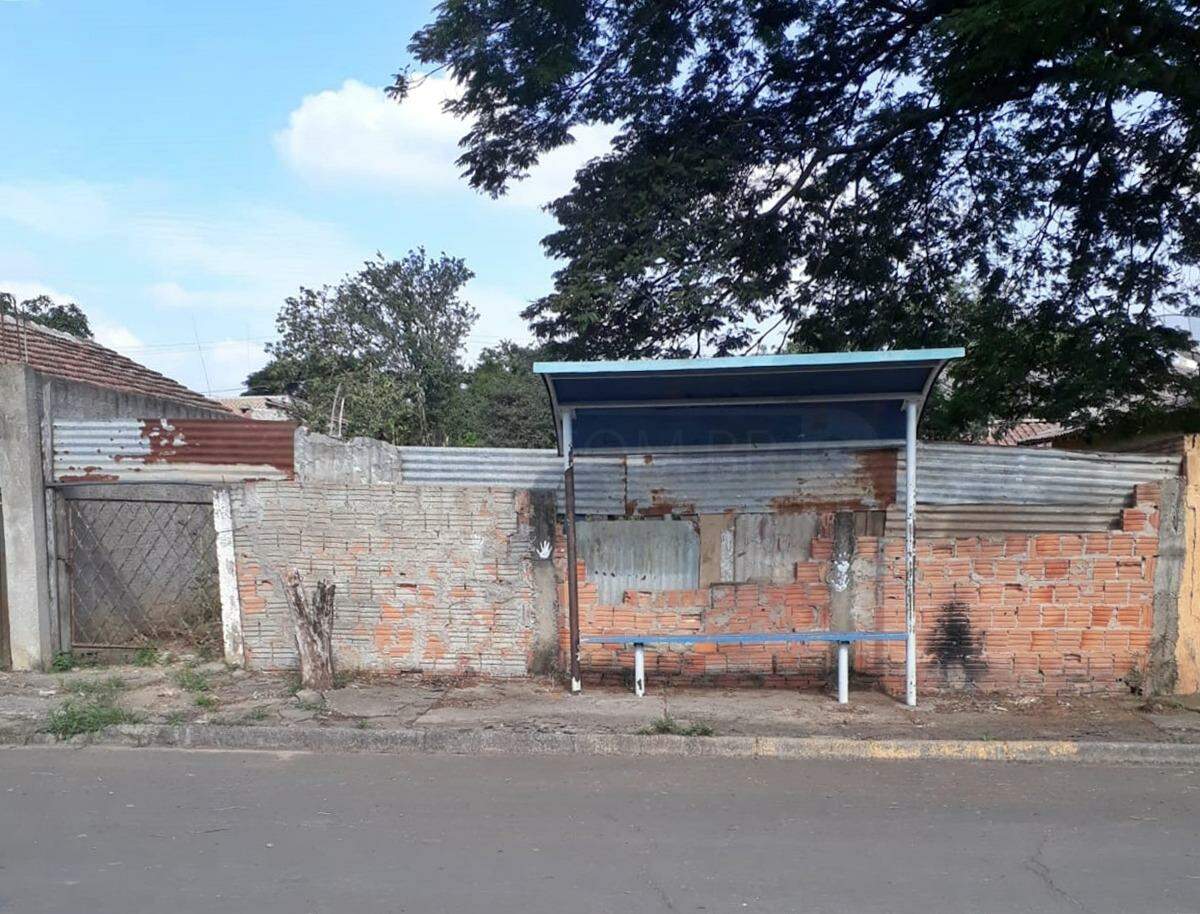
top-left (566, 483), bottom-right (1165, 696)
top-left (230, 480), bottom-right (540, 675)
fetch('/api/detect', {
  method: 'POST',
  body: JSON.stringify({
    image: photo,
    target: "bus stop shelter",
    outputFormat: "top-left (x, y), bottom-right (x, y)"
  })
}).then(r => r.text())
top-left (535, 347), bottom-right (964, 706)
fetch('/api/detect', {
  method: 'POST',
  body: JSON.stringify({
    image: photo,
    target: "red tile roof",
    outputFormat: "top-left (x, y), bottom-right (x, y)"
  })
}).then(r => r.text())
top-left (987, 420), bottom-right (1069, 447)
top-left (0, 316), bottom-right (230, 413)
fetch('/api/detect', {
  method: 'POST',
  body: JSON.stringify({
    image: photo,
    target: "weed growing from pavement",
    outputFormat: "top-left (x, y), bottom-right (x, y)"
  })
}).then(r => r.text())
top-left (51, 651), bottom-right (97, 673)
top-left (638, 716), bottom-right (715, 737)
top-left (174, 666), bottom-right (210, 693)
top-left (132, 646), bottom-right (161, 667)
top-left (62, 676), bottom-right (126, 699)
top-left (45, 696), bottom-right (137, 738)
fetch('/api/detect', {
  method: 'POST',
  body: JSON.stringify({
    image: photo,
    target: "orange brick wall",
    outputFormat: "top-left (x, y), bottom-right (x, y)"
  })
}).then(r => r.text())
top-left (563, 484), bottom-right (1163, 696)
top-left (232, 480), bottom-right (539, 675)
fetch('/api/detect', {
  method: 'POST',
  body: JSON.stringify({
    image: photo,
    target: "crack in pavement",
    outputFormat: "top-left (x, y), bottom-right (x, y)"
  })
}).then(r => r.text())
top-left (1024, 833), bottom-right (1093, 913)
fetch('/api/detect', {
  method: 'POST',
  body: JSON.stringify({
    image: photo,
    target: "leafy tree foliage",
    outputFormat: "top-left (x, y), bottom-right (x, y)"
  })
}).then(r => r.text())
top-left (401, 0), bottom-right (1200, 437)
top-left (255, 252), bottom-right (477, 446)
top-left (458, 342), bottom-right (557, 448)
top-left (1, 292), bottom-right (92, 339)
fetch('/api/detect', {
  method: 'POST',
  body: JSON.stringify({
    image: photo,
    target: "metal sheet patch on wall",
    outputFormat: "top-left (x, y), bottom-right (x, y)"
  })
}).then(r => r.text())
top-left (53, 419), bottom-right (296, 484)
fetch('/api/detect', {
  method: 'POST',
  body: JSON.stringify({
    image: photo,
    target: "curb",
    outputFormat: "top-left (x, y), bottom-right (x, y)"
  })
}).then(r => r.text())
top-left (6, 724), bottom-right (1200, 765)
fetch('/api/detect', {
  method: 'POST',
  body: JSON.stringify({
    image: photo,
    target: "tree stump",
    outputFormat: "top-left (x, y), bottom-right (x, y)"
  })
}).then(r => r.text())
top-left (284, 570), bottom-right (336, 691)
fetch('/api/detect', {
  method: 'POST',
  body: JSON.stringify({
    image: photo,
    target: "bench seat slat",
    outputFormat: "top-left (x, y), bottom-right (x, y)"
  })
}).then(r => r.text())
top-left (582, 632), bottom-right (905, 646)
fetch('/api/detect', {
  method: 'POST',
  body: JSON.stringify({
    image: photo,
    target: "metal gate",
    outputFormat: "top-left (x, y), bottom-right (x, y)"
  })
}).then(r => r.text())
top-left (65, 495), bottom-right (220, 650)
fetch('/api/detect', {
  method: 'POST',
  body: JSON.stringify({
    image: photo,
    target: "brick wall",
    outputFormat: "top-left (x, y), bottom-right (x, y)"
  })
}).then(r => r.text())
top-left (567, 483), bottom-right (1163, 696)
top-left (231, 480), bottom-right (538, 675)
top-left (226, 461), bottom-right (1167, 696)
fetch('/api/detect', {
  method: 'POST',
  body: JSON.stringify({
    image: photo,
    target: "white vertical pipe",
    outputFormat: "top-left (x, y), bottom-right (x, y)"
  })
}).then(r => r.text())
top-left (837, 643), bottom-right (849, 704)
top-left (634, 643), bottom-right (645, 697)
top-left (562, 409), bottom-right (582, 693)
top-left (904, 399), bottom-right (918, 708)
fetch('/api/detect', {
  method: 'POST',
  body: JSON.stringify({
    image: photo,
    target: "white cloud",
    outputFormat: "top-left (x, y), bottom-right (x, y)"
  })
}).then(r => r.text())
top-left (276, 77), bottom-right (616, 208)
top-left (0, 279), bottom-right (79, 304)
top-left (462, 280), bottom-right (534, 361)
top-left (0, 181), bottom-right (111, 238)
top-left (91, 319), bottom-right (144, 353)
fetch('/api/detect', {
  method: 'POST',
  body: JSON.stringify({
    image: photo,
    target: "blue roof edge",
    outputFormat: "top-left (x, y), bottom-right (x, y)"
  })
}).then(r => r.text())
top-left (533, 347), bottom-right (965, 375)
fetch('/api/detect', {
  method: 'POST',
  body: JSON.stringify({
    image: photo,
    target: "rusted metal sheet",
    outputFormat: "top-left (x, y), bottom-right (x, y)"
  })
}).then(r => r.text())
top-left (577, 519), bottom-right (699, 603)
top-left (53, 419), bottom-right (295, 484)
top-left (733, 514), bottom-right (820, 584)
top-left (897, 443), bottom-right (1179, 506)
top-left (885, 504), bottom-right (1123, 536)
top-left (397, 446), bottom-right (626, 515)
top-left (623, 449), bottom-right (896, 517)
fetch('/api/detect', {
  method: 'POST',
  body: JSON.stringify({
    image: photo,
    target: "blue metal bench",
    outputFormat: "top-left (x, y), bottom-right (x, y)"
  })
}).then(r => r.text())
top-left (582, 632), bottom-right (907, 703)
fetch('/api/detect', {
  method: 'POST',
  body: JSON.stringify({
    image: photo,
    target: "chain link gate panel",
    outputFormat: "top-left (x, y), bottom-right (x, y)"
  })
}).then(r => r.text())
top-left (66, 497), bottom-right (220, 649)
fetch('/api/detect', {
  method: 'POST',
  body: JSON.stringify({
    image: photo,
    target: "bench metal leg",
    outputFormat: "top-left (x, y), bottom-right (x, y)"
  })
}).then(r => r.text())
top-left (837, 643), bottom-right (849, 704)
top-left (634, 643), bottom-right (645, 697)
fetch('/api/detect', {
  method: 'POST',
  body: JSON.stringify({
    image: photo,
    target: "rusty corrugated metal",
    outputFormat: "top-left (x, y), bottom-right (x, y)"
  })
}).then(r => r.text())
top-left (53, 418), bottom-right (295, 484)
top-left (623, 449), bottom-right (896, 517)
top-left (397, 446), bottom-right (626, 515)
top-left (577, 519), bottom-right (699, 602)
top-left (885, 504), bottom-right (1121, 537)
top-left (896, 443), bottom-right (1179, 506)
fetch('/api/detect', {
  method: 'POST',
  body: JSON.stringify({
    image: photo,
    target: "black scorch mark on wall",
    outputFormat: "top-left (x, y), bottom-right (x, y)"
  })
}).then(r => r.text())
top-left (930, 600), bottom-right (984, 686)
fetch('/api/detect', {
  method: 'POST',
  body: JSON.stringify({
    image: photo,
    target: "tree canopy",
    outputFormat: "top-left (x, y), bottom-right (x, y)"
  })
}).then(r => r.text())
top-left (458, 341), bottom-right (557, 448)
top-left (249, 252), bottom-right (477, 446)
top-left (400, 0), bottom-right (1200, 438)
top-left (1, 291), bottom-right (92, 339)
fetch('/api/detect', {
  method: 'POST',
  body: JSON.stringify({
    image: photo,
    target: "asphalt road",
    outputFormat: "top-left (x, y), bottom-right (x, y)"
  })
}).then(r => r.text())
top-left (1, 747), bottom-right (1198, 914)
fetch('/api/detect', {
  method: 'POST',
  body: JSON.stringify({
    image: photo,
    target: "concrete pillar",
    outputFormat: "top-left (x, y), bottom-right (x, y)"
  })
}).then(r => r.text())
top-left (0, 364), bottom-right (54, 669)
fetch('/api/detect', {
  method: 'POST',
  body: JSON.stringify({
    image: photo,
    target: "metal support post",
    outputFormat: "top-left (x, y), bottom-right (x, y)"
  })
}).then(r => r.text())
top-left (837, 642), bottom-right (849, 705)
top-left (562, 410), bottom-right (582, 693)
top-left (904, 399), bottom-right (918, 708)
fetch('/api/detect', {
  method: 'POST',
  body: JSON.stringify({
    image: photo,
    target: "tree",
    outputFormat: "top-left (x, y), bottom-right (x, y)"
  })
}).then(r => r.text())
top-left (458, 342), bottom-right (557, 448)
top-left (1, 292), bottom-right (92, 339)
top-left (255, 252), bottom-right (477, 446)
top-left (400, 1), bottom-right (1200, 437)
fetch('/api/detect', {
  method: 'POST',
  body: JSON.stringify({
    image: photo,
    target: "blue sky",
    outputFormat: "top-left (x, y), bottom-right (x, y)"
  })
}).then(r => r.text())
top-left (0, 1), bottom-right (612, 395)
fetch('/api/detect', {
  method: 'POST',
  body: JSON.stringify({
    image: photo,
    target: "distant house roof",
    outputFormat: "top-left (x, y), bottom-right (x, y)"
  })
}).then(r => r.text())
top-left (218, 395), bottom-right (296, 421)
top-left (987, 420), bottom-right (1070, 447)
top-left (0, 317), bottom-right (228, 413)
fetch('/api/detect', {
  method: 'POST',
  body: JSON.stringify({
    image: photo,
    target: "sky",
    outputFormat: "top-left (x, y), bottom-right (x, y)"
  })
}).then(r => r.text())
top-left (0, 0), bottom-right (613, 397)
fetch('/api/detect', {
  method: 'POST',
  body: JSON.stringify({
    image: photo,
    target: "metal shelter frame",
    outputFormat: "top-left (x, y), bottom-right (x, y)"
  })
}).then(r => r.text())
top-left (535, 348), bottom-right (964, 707)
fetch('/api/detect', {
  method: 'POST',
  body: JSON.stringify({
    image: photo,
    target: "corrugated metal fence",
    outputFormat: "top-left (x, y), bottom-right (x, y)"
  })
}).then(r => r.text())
top-left (394, 442), bottom-right (1177, 522)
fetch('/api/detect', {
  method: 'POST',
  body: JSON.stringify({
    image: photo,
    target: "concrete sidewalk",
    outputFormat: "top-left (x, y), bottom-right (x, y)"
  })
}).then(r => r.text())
top-left (4, 658), bottom-right (1200, 762)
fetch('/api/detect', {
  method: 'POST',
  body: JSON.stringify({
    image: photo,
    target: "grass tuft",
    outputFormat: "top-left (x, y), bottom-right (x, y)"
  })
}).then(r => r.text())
top-left (132, 646), bottom-right (161, 667)
top-left (637, 716), bottom-right (714, 737)
top-left (44, 697), bottom-right (136, 739)
top-left (173, 666), bottom-right (210, 693)
top-left (194, 694), bottom-right (220, 711)
top-left (62, 676), bottom-right (126, 699)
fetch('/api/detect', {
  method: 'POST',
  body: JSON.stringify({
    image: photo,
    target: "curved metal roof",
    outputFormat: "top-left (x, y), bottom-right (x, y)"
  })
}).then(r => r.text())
top-left (534, 348), bottom-right (964, 454)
